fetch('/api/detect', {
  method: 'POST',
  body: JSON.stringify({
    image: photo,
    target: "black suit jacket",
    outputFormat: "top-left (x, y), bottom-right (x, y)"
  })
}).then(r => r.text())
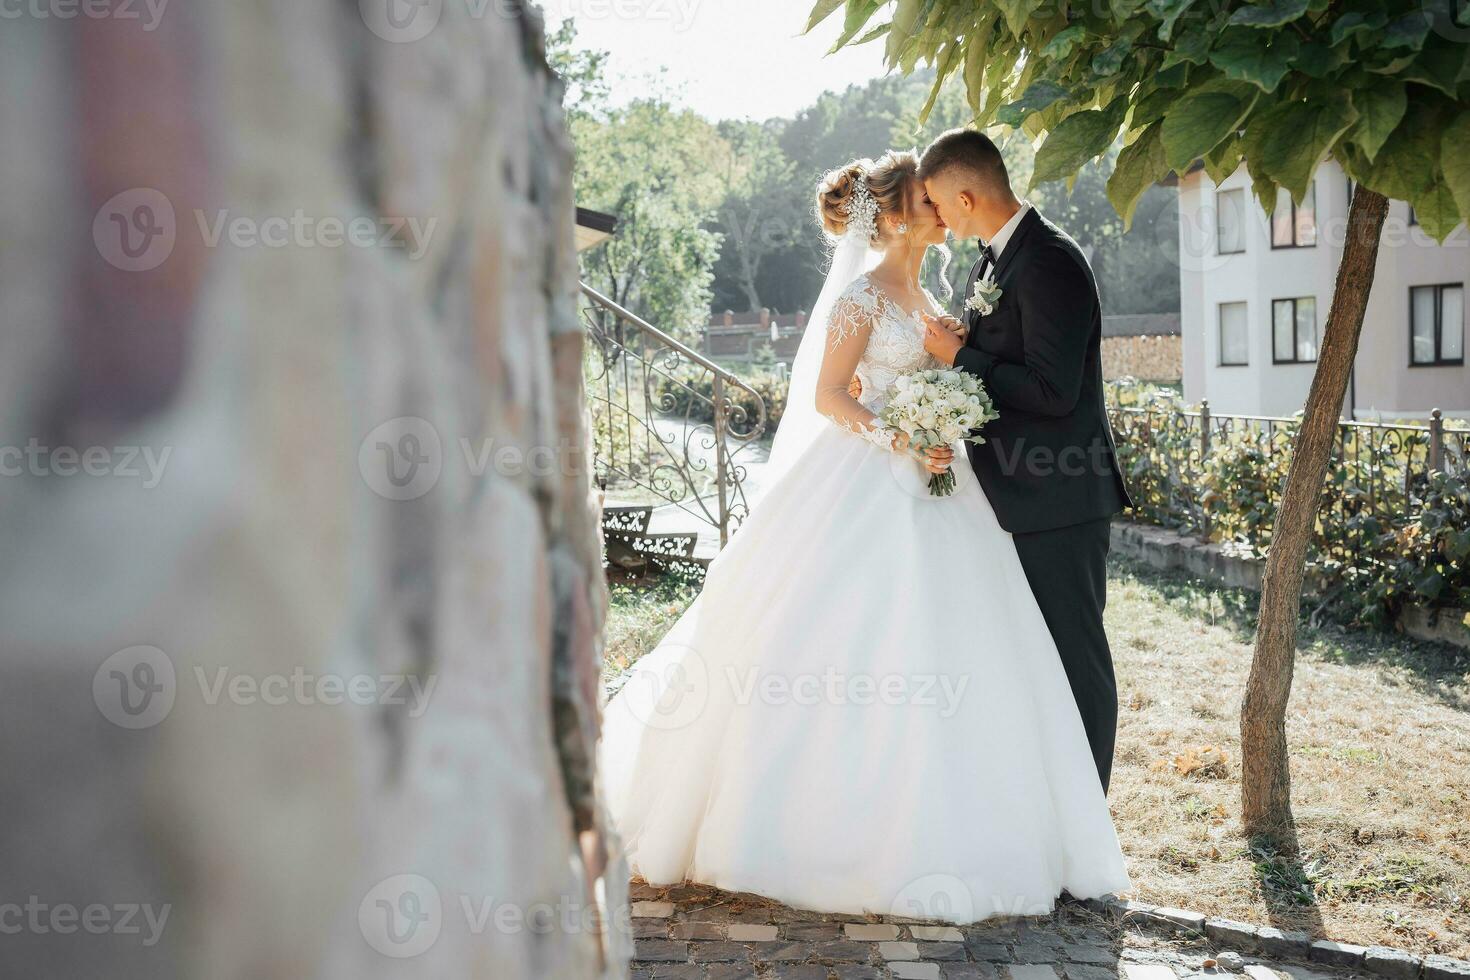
top-left (952, 207), bottom-right (1133, 535)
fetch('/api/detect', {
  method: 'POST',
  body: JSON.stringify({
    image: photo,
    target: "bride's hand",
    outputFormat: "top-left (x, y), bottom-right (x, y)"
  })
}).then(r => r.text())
top-left (923, 446), bottom-right (955, 474)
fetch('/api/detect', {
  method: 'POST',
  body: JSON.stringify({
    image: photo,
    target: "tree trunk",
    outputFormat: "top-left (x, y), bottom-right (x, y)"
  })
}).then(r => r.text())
top-left (1240, 187), bottom-right (1388, 836)
top-left (732, 210), bottom-right (763, 311)
top-left (740, 274), bottom-right (763, 313)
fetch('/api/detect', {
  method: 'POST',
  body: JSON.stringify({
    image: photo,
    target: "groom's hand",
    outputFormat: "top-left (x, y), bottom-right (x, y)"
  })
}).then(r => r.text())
top-left (922, 314), bottom-right (965, 366)
top-left (848, 376), bottom-right (863, 399)
top-left (930, 312), bottom-right (968, 341)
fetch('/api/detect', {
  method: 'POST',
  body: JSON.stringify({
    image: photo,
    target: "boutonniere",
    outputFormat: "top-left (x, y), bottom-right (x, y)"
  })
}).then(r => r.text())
top-left (964, 275), bottom-right (1003, 317)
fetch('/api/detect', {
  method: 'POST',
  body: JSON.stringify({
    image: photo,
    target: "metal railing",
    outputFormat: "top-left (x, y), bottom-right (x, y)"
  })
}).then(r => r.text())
top-left (1106, 392), bottom-right (1466, 551)
top-left (580, 282), bottom-right (767, 547)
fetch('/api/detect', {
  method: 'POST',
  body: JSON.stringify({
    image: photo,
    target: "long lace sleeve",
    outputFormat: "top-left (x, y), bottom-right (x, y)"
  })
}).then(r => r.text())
top-left (814, 289), bottom-right (901, 452)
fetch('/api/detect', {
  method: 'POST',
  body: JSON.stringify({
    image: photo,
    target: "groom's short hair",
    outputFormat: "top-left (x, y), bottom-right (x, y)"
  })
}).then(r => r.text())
top-left (919, 128), bottom-right (1011, 198)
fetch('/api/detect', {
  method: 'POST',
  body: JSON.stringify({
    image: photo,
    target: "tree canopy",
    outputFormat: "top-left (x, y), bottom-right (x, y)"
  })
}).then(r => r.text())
top-left (815, 0), bottom-right (1470, 239)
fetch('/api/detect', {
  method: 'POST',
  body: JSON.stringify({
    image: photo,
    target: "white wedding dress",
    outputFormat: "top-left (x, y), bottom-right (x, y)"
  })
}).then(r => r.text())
top-left (599, 273), bottom-right (1131, 924)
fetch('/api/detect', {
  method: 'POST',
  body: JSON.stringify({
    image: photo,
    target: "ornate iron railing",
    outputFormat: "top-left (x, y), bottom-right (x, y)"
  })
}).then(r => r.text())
top-left (1106, 391), bottom-right (1466, 556)
top-left (580, 282), bottom-right (767, 547)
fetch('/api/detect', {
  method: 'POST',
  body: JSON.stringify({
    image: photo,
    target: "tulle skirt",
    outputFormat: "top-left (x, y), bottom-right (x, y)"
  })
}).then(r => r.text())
top-left (598, 424), bottom-right (1131, 923)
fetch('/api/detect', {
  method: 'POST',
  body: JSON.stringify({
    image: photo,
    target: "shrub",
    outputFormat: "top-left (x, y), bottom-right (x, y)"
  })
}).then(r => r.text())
top-left (1105, 381), bottom-right (1470, 629)
top-left (652, 363), bottom-right (787, 438)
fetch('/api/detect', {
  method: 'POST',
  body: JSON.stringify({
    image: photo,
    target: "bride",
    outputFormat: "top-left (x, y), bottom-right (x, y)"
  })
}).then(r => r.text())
top-left (598, 150), bottom-right (1131, 924)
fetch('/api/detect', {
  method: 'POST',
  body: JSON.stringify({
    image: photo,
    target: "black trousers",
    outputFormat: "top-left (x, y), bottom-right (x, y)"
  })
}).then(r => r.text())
top-left (1011, 516), bottom-right (1117, 795)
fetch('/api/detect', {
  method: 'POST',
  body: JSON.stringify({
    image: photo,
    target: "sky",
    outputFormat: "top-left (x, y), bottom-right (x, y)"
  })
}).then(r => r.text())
top-left (542, 0), bottom-right (892, 121)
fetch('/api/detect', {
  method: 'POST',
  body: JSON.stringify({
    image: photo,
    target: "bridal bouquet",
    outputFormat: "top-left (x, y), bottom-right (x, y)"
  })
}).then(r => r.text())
top-left (876, 368), bottom-right (1000, 496)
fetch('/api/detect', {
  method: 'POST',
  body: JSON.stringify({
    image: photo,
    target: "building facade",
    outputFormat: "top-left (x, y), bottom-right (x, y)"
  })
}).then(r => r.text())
top-left (1177, 160), bottom-right (1468, 419)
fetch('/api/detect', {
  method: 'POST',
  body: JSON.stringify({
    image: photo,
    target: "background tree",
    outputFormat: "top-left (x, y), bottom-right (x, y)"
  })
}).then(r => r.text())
top-left (553, 25), bottom-right (1181, 333)
top-left (552, 25), bottom-right (726, 343)
top-left (817, 0), bottom-right (1469, 835)
top-left (710, 119), bottom-right (800, 313)
top-left (570, 98), bottom-right (726, 343)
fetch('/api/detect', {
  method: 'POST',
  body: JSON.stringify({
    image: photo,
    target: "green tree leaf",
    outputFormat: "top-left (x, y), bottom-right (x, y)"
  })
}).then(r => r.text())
top-left (1031, 107), bottom-right (1123, 187)
top-left (1251, 95), bottom-right (1357, 203)
top-left (1092, 36), bottom-right (1135, 77)
top-left (995, 0), bottom-right (1044, 36)
top-left (1293, 40), bottom-right (1350, 78)
top-left (1042, 24), bottom-right (1088, 60)
top-left (1209, 28), bottom-right (1300, 91)
top-left (1161, 81), bottom-right (1260, 171)
top-left (1132, 85), bottom-right (1183, 128)
top-left (919, 41), bottom-right (963, 123)
top-left (886, 0), bottom-right (926, 63)
top-left (1349, 84), bottom-right (1407, 162)
top-left (1228, 0), bottom-right (1309, 30)
top-left (997, 80), bottom-right (1072, 127)
top-left (829, 0), bottom-right (882, 54)
top-left (1381, 11), bottom-right (1432, 50)
top-left (1441, 111), bottom-right (1470, 227)
top-left (804, 0), bottom-right (846, 33)
top-left (1162, 30), bottom-right (1213, 69)
top-left (1400, 41), bottom-right (1468, 97)
top-left (1411, 178), bottom-right (1462, 243)
top-left (1108, 122), bottom-right (1168, 228)
top-left (1148, 0), bottom-right (1201, 40)
top-left (1328, 10), bottom-right (1388, 46)
top-left (1362, 100), bottom-right (1443, 203)
top-left (1204, 136), bottom-right (1244, 183)
top-left (963, 13), bottom-right (996, 113)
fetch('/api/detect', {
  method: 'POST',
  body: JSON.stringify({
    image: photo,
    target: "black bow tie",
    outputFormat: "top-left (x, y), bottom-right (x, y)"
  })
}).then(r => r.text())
top-left (977, 244), bottom-right (996, 278)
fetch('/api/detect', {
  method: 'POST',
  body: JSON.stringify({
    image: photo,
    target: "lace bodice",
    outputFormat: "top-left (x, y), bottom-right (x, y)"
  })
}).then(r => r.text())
top-left (837, 276), bottom-right (941, 410)
top-left (814, 274), bottom-right (941, 450)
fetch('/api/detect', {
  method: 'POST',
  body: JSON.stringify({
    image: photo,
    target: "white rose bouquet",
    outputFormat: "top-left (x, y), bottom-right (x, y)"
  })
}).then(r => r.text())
top-left (876, 368), bottom-right (1000, 496)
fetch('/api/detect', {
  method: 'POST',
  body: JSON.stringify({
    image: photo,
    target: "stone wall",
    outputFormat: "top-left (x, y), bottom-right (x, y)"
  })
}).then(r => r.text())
top-left (1102, 334), bottom-right (1184, 382)
top-left (0, 3), bottom-right (628, 978)
top-left (1111, 523), bottom-right (1470, 651)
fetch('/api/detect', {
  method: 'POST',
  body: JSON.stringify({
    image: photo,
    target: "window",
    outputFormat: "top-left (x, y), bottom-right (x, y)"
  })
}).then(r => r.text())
top-left (1410, 284), bottom-right (1464, 366)
top-left (1272, 297), bottom-right (1318, 363)
top-left (1271, 183), bottom-right (1317, 248)
top-left (1219, 302), bottom-right (1249, 366)
top-left (1216, 188), bottom-right (1246, 254)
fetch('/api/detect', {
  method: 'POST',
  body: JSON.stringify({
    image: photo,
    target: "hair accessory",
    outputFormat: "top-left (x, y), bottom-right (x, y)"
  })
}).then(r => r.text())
top-left (841, 172), bottom-right (879, 244)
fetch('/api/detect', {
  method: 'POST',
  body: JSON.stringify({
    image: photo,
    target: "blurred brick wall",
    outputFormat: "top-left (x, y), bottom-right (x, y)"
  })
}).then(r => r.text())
top-left (1102, 335), bottom-right (1184, 382)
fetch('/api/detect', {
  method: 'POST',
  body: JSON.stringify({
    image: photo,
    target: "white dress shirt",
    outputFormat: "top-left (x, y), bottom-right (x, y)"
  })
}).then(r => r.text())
top-left (985, 200), bottom-right (1032, 261)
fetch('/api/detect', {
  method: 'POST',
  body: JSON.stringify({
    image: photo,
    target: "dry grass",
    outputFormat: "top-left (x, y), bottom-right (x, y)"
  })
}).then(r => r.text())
top-left (1107, 556), bottom-right (1470, 959)
top-left (603, 557), bottom-right (1470, 957)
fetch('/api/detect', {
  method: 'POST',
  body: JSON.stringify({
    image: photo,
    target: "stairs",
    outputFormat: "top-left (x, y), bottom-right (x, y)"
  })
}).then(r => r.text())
top-left (581, 281), bottom-right (768, 585)
top-left (601, 505), bottom-right (710, 582)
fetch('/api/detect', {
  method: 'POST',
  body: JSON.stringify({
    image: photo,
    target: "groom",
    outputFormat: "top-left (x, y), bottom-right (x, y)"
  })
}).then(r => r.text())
top-left (919, 128), bottom-right (1134, 795)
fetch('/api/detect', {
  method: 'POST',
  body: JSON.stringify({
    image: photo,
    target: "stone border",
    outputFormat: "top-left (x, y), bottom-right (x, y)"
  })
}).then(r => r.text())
top-left (1109, 521), bottom-right (1470, 651)
top-left (1082, 896), bottom-right (1470, 980)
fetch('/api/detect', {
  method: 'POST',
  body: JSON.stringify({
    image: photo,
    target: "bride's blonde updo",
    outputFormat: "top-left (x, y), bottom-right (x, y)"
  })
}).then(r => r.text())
top-left (815, 150), bottom-right (919, 244)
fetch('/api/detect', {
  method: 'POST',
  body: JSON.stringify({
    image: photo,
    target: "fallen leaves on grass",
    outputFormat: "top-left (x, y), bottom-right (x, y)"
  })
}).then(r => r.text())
top-left (1152, 744), bottom-right (1233, 779)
